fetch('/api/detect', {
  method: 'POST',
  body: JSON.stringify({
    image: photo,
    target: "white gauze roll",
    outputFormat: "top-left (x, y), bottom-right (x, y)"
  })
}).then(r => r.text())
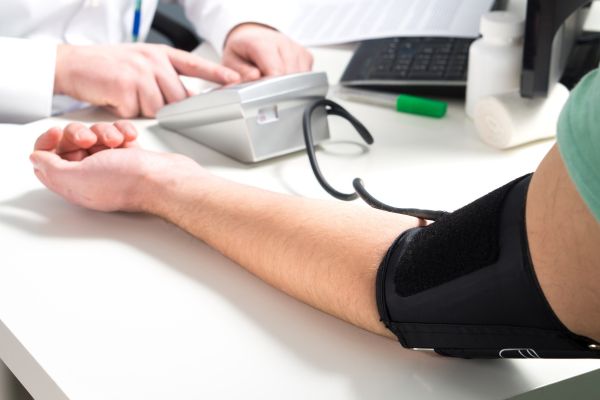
top-left (473, 83), bottom-right (570, 149)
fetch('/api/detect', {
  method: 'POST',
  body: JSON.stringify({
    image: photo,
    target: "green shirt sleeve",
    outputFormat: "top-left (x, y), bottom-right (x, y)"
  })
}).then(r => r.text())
top-left (557, 68), bottom-right (600, 223)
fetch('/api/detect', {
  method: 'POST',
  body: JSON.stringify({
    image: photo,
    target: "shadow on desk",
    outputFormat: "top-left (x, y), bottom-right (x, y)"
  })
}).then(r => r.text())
top-left (147, 124), bottom-right (250, 169)
top-left (0, 189), bottom-right (533, 399)
top-left (146, 123), bottom-right (374, 198)
top-left (146, 124), bottom-right (370, 169)
top-left (0, 359), bottom-right (31, 400)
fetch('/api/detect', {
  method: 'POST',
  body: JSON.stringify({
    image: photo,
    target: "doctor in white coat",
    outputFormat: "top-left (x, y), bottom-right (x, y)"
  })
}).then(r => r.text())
top-left (0, 0), bottom-right (313, 123)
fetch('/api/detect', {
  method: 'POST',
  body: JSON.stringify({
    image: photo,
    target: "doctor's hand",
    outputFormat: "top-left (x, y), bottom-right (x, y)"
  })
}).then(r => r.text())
top-left (54, 44), bottom-right (241, 118)
top-left (222, 23), bottom-right (313, 81)
top-left (30, 121), bottom-right (204, 212)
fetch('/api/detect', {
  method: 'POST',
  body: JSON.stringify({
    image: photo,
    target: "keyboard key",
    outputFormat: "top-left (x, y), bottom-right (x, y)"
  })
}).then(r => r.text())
top-left (393, 62), bottom-right (409, 70)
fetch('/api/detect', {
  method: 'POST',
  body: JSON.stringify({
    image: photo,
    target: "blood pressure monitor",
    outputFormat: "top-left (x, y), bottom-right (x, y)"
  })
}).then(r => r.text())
top-left (157, 71), bottom-right (330, 163)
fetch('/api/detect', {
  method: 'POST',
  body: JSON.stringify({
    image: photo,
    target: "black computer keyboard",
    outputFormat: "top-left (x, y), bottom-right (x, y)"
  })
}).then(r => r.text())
top-left (341, 37), bottom-right (475, 97)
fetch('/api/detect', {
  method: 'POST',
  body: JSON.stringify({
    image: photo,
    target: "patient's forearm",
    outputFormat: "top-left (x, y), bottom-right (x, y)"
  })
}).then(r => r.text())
top-left (145, 173), bottom-right (419, 338)
top-left (141, 144), bottom-right (600, 345)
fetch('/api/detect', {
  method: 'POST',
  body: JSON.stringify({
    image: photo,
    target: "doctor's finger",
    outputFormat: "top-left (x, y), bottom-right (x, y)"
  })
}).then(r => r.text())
top-left (247, 44), bottom-right (284, 76)
top-left (298, 48), bottom-right (314, 71)
top-left (278, 44), bottom-right (302, 74)
top-left (167, 48), bottom-right (240, 84)
top-left (137, 76), bottom-right (165, 118)
top-left (106, 88), bottom-right (141, 119)
top-left (222, 53), bottom-right (262, 81)
top-left (153, 57), bottom-right (188, 104)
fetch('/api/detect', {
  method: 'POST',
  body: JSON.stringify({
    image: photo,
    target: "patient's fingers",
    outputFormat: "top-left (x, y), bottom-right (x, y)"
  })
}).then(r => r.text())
top-left (34, 127), bottom-right (63, 151)
top-left (88, 144), bottom-right (110, 155)
top-left (123, 140), bottom-right (140, 148)
top-left (61, 149), bottom-right (89, 162)
top-left (90, 123), bottom-right (127, 148)
top-left (37, 122), bottom-right (138, 162)
top-left (59, 123), bottom-right (98, 154)
top-left (113, 120), bottom-right (138, 142)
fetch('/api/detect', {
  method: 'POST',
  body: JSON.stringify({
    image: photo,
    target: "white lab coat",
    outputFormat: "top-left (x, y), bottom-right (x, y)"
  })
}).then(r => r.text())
top-left (0, 0), bottom-right (299, 123)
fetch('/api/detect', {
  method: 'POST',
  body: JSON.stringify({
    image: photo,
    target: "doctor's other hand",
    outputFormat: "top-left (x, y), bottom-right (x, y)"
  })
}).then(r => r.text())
top-left (54, 44), bottom-right (241, 118)
top-left (222, 23), bottom-right (313, 81)
top-left (30, 121), bottom-right (204, 212)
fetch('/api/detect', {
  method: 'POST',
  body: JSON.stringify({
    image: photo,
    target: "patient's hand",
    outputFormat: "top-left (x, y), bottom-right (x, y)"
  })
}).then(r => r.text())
top-left (30, 121), bottom-right (203, 212)
top-left (34, 120), bottom-right (140, 160)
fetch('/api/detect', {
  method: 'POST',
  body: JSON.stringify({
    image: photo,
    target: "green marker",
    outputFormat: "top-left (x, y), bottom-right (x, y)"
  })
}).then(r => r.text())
top-left (396, 94), bottom-right (447, 118)
top-left (335, 87), bottom-right (448, 118)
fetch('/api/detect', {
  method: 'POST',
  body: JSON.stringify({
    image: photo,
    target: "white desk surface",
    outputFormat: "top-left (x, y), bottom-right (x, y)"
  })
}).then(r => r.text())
top-left (0, 47), bottom-right (598, 400)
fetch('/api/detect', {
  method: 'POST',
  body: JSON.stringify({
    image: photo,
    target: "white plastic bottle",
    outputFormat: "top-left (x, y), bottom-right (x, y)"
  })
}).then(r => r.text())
top-left (465, 11), bottom-right (525, 119)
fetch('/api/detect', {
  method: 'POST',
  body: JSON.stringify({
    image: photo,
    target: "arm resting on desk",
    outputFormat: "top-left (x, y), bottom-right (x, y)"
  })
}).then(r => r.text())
top-left (146, 168), bottom-right (416, 339)
top-left (29, 124), bottom-right (600, 347)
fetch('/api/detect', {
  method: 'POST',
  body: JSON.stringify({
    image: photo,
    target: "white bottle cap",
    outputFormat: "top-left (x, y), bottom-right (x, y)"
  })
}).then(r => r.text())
top-left (480, 11), bottom-right (525, 39)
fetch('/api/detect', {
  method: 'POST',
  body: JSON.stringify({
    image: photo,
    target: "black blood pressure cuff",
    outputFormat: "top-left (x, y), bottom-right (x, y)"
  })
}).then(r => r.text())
top-left (376, 174), bottom-right (600, 359)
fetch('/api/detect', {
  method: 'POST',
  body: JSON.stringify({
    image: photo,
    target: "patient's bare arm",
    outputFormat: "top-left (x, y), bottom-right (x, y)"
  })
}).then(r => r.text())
top-left (30, 124), bottom-right (599, 343)
top-left (526, 145), bottom-right (600, 342)
top-left (145, 174), bottom-right (419, 339)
